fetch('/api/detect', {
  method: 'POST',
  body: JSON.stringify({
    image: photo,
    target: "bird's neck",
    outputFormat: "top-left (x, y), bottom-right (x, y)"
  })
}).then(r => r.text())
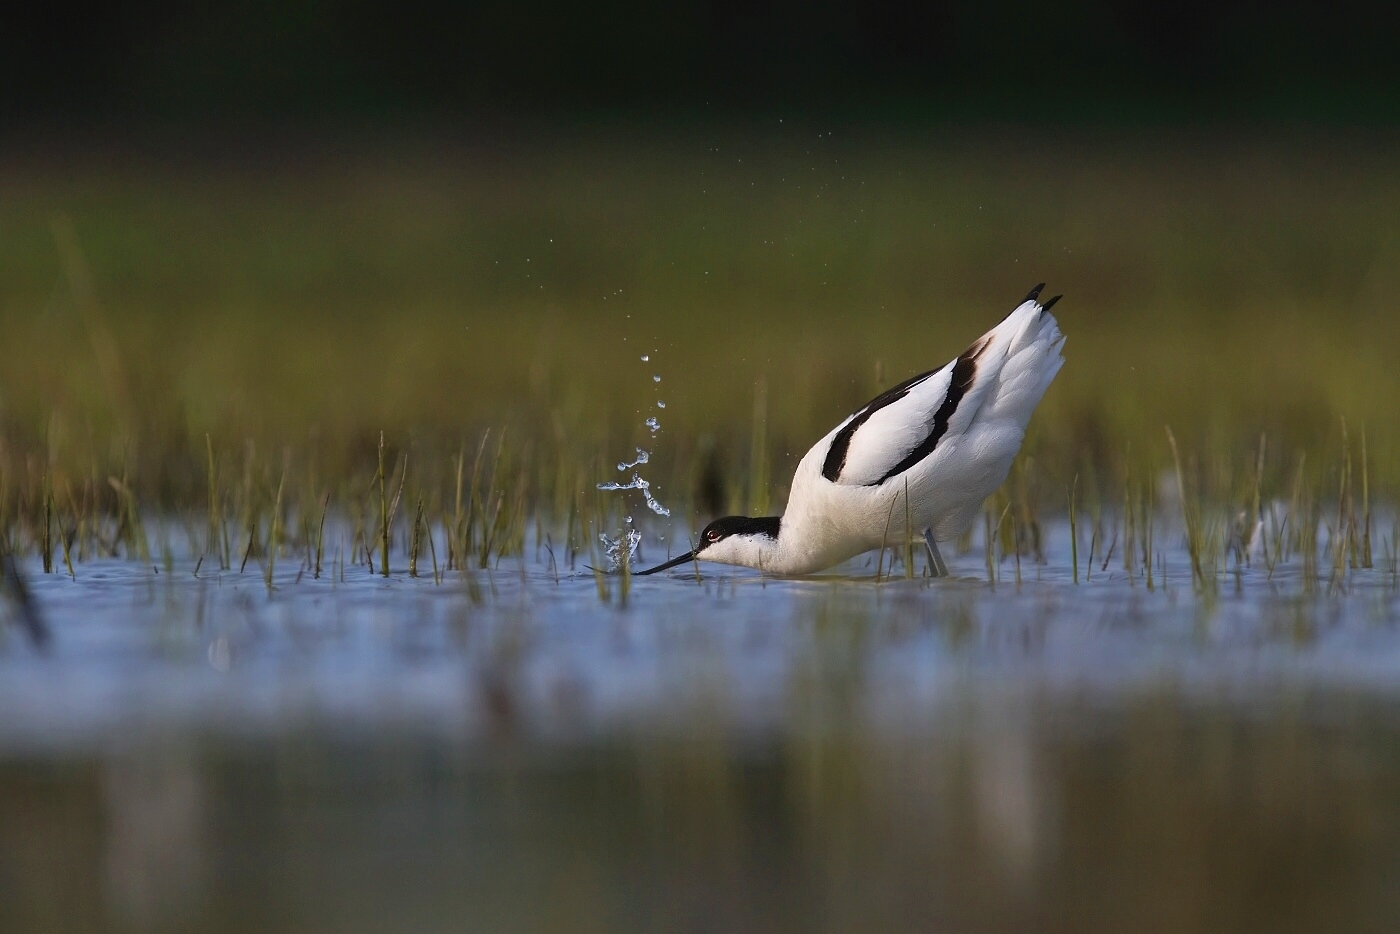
top-left (736, 535), bottom-right (785, 573)
top-left (727, 514), bottom-right (828, 576)
top-left (765, 502), bottom-right (860, 575)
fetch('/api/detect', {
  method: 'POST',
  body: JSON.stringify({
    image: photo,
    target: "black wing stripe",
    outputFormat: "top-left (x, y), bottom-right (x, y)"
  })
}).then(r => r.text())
top-left (824, 284), bottom-right (1043, 485)
top-left (821, 368), bottom-right (937, 482)
top-left (871, 336), bottom-right (990, 486)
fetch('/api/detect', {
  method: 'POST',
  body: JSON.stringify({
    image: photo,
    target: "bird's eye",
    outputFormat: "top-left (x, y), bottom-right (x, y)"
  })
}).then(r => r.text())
top-left (706, 530), bottom-right (722, 542)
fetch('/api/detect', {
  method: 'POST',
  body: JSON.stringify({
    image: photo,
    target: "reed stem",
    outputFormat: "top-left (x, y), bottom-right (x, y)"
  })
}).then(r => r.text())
top-left (378, 432), bottom-right (390, 578)
top-left (1069, 473), bottom-right (1079, 584)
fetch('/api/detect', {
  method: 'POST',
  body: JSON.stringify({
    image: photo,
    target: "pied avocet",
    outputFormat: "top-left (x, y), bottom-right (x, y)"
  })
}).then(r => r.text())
top-left (639, 285), bottom-right (1065, 577)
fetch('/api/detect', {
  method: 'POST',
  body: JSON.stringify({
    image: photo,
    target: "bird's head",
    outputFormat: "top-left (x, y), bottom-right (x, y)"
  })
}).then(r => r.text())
top-left (636, 515), bottom-right (782, 574)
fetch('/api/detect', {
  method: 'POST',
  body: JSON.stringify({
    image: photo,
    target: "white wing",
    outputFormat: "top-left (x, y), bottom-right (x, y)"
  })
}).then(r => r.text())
top-left (822, 288), bottom-right (1064, 487)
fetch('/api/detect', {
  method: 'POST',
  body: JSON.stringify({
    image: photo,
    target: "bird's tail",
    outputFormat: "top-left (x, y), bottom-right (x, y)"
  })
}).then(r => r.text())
top-left (927, 285), bottom-right (1065, 541)
top-left (971, 283), bottom-right (1066, 430)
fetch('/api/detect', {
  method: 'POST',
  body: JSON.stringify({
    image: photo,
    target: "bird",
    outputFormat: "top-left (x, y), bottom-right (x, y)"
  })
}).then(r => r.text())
top-left (637, 284), bottom-right (1065, 578)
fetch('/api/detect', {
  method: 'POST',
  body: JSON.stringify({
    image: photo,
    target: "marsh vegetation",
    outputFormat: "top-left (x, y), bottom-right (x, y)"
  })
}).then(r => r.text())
top-left (3, 129), bottom-right (1400, 932)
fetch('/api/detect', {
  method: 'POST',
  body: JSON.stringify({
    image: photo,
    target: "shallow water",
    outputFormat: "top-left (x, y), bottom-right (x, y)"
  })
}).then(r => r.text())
top-left (4, 526), bottom-right (1400, 932)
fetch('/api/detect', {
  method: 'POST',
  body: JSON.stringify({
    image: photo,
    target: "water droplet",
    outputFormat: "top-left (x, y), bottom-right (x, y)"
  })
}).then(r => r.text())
top-left (640, 354), bottom-right (649, 362)
top-left (616, 447), bottom-right (650, 471)
top-left (596, 472), bottom-right (670, 517)
top-left (652, 374), bottom-right (661, 383)
top-left (656, 401), bottom-right (666, 409)
top-left (645, 417), bottom-right (660, 433)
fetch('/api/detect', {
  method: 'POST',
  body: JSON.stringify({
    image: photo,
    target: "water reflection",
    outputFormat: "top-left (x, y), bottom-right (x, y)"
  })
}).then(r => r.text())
top-left (102, 746), bottom-right (206, 929)
top-left (1, 532), bottom-right (1399, 931)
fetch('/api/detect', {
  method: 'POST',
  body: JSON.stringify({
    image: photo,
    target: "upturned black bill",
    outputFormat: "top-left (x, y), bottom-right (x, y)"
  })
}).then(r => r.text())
top-left (635, 550), bottom-right (697, 576)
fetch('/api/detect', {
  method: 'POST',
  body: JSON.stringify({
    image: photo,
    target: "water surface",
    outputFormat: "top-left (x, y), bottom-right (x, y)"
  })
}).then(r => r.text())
top-left (4, 528), bottom-right (1400, 933)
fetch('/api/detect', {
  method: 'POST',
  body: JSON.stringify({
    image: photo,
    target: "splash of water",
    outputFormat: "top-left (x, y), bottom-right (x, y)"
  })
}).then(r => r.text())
top-left (598, 517), bottom-right (642, 570)
top-left (597, 472), bottom-right (671, 517)
top-left (616, 447), bottom-right (650, 471)
top-left (597, 350), bottom-right (673, 562)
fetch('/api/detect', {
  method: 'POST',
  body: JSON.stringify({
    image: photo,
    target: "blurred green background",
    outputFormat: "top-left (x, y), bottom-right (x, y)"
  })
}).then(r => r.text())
top-left (3, 128), bottom-right (1399, 514)
top-left (4, 0), bottom-right (1400, 512)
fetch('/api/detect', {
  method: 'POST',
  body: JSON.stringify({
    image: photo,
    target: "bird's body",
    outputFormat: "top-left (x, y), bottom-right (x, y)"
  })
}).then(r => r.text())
top-left (639, 286), bottom-right (1065, 578)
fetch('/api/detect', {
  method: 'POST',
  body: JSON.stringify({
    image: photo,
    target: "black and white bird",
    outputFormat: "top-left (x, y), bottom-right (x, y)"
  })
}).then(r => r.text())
top-left (639, 285), bottom-right (1065, 577)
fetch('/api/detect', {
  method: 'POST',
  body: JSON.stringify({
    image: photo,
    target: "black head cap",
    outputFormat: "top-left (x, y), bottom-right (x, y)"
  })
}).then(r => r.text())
top-left (698, 515), bottom-right (781, 549)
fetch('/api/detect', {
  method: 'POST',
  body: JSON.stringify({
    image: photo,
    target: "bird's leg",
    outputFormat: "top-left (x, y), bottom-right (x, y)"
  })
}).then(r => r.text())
top-left (923, 529), bottom-right (949, 578)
